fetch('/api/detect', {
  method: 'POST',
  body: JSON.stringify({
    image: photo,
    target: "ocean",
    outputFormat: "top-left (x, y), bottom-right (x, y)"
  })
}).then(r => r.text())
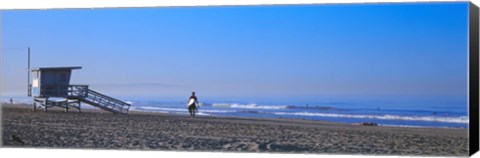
top-left (2, 95), bottom-right (469, 128)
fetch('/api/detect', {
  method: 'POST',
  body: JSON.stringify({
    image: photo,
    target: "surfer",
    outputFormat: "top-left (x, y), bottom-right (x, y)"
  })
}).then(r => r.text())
top-left (187, 91), bottom-right (199, 117)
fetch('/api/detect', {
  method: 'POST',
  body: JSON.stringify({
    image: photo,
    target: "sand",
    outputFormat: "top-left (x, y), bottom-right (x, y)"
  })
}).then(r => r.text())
top-left (1, 104), bottom-right (469, 156)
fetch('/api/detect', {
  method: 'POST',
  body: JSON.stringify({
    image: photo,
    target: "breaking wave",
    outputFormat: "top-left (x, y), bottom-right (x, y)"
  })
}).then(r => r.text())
top-left (212, 103), bottom-right (290, 110)
top-left (273, 112), bottom-right (469, 124)
top-left (211, 103), bottom-right (338, 110)
top-left (133, 106), bottom-right (234, 113)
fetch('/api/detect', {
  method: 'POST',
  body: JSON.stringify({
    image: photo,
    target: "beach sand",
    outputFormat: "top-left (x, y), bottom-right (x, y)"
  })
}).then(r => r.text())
top-left (1, 104), bottom-right (468, 156)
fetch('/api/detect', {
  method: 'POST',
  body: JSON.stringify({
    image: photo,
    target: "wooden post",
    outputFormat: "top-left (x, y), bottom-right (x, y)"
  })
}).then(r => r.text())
top-left (65, 100), bottom-right (69, 112)
top-left (44, 97), bottom-right (48, 112)
top-left (27, 47), bottom-right (30, 96)
top-left (78, 100), bottom-right (81, 113)
top-left (33, 102), bottom-right (36, 111)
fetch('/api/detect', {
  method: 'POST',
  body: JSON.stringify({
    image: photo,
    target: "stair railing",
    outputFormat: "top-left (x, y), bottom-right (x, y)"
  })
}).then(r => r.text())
top-left (67, 85), bottom-right (130, 114)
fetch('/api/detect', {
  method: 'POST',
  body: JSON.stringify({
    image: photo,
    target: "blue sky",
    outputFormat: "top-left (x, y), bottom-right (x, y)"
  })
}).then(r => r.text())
top-left (1, 2), bottom-right (469, 101)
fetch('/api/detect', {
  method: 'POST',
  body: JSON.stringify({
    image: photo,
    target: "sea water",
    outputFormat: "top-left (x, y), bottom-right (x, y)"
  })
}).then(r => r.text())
top-left (126, 95), bottom-right (468, 128)
top-left (2, 95), bottom-right (468, 128)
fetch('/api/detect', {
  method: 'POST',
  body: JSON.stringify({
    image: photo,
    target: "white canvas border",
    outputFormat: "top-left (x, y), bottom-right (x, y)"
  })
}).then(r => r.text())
top-left (0, 0), bottom-right (478, 158)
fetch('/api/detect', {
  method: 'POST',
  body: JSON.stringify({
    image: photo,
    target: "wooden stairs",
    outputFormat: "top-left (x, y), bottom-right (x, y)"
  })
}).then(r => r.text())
top-left (64, 85), bottom-right (131, 114)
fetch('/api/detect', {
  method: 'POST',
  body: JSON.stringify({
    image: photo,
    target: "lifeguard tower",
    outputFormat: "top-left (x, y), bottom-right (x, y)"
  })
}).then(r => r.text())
top-left (28, 66), bottom-right (131, 114)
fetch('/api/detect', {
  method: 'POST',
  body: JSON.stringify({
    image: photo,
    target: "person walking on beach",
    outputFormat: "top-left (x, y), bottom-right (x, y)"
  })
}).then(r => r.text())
top-left (187, 91), bottom-right (199, 117)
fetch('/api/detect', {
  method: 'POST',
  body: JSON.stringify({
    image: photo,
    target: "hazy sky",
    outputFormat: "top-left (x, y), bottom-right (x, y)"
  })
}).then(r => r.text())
top-left (1, 2), bottom-right (469, 100)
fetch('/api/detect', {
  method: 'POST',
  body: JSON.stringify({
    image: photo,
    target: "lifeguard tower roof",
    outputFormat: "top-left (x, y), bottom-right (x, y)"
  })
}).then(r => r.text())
top-left (31, 66), bottom-right (82, 71)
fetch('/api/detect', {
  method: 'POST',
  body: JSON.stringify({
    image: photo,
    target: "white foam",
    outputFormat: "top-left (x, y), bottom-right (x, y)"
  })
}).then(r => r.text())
top-left (273, 112), bottom-right (469, 124)
top-left (130, 107), bottom-right (212, 116)
top-left (133, 106), bottom-right (234, 113)
top-left (196, 112), bottom-right (211, 116)
top-left (377, 124), bottom-right (457, 129)
top-left (212, 103), bottom-right (289, 110)
top-left (200, 109), bottom-right (235, 113)
top-left (137, 106), bottom-right (186, 112)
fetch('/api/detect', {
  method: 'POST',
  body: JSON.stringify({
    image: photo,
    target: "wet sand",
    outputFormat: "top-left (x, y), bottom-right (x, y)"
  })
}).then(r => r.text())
top-left (1, 104), bottom-right (469, 156)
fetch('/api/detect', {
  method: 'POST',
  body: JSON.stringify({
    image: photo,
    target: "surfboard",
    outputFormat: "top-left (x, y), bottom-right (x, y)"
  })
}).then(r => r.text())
top-left (187, 98), bottom-right (196, 107)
